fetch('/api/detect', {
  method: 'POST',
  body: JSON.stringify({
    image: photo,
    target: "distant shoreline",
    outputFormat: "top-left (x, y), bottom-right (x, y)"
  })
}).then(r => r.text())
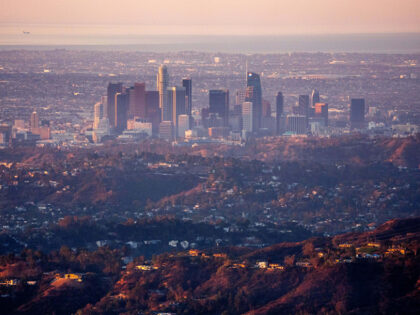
top-left (0, 33), bottom-right (420, 54)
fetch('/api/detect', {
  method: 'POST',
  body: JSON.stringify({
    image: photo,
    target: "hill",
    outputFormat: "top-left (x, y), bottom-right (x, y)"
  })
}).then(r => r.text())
top-left (77, 217), bottom-right (420, 314)
top-left (0, 218), bottom-right (418, 314)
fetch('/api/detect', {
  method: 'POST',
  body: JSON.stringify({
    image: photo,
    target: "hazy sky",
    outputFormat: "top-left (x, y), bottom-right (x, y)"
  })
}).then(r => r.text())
top-left (1, 0), bottom-right (420, 35)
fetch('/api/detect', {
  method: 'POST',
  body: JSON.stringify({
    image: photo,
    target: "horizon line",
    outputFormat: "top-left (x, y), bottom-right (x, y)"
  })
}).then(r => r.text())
top-left (1, 23), bottom-right (420, 36)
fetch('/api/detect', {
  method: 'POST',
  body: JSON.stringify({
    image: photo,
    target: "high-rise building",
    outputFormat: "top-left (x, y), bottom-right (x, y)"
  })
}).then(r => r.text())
top-left (261, 99), bottom-right (274, 131)
top-left (314, 102), bottom-right (329, 126)
top-left (92, 118), bottom-right (110, 143)
top-left (242, 101), bottom-right (253, 133)
top-left (93, 102), bottom-right (103, 129)
top-left (276, 92), bottom-right (284, 135)
top-left (311, 89), bottom-right (320, 107)
top-left (157, 65), bottom-right (169, 119)
top-left (350, 98), bottom-right (365, 130)
top-left (93, 96), bottom-right (110, 141)
top-left (115, 92), bottom-right (129, 132)
top-left (159, 121), bottom-right (173, 141)
top-left (29, 111), bottom-right (50, 140)
top-left (30, 111), bottom-right (39, 131)
top-left (167, 86), bottom-right (186, 135)
top-left (107, 83), bottom-right (123, 127)
top-left (209, 89), bottom-right (229, 126)
top-left (262, 99), bottom-right (271, 118)
top-left (298, 95), bottom-right (310, 117)
top-left (130, 83), bottom-right (147, 118)
top-left (287, 115), bottom-right (307, 134)
top-left (128, 87), bottom-right (135, 118)
top-left (146, 90), bottom-right (160, 135)
top-left (182, 78), bottom-right (192, 116)
top-left (235, 89), bottom-right (246, 106)
top-left (177, 114), bottom-right (190, 138)
top-left (101, 95), bottom-right (107, 107)
top-left (246, 72), bottom-right (262, 132)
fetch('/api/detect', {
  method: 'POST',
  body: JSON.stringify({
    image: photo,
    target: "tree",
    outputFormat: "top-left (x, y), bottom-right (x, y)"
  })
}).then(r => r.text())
top-left (303, 242), bottom-right (315, 257)
top-left (284, 255), bottom-right (295, 266)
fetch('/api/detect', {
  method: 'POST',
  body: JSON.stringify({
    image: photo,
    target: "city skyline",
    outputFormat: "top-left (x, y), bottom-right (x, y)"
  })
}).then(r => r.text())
top-left (0, 2), bottom-right (419, 311)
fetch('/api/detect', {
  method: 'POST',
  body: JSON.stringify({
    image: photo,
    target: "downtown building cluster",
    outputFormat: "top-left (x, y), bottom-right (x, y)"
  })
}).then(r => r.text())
top-left (92, 65), bottom-right (193, 142)
top-left (0, 65), bottom-right (369, 148)
top-left (91, 65), bottom-right (368, 143)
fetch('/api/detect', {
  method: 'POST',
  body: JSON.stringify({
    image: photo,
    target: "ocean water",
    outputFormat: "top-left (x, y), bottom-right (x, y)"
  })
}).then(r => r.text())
top-left (1, 28), bottom-right (420, 53)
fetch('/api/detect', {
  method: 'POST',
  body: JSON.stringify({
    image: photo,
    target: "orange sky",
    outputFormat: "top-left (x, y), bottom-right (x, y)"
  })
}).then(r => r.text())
top-left (1, 0), bottom-right (420, 35)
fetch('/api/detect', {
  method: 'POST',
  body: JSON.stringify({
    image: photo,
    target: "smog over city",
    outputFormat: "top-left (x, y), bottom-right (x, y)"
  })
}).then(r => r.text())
top-left (0, 1), bottom-right (419, 314)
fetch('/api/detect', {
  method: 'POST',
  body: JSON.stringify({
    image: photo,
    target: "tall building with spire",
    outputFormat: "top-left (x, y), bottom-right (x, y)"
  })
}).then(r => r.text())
top-left (157, 65), bottom-right (169, 120)
top-left (246, 72), bottom-right (262, 132)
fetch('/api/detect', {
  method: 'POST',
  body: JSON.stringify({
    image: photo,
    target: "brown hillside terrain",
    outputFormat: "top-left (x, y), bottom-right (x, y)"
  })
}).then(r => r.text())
top-left (76, 217), bottom-right (419, 315)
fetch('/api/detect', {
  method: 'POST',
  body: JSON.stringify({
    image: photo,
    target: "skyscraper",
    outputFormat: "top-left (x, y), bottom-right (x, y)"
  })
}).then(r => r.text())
top-left (298, 95), bottom-right (310, 118)
top-left (350, 98), bottom-right (365, 130)
top-left (182, 78), bottom-right (192, 116)
top-left (311, 89), bottom-right (320, 107)
top-left (107, 83), bottom-right (123, 127)
top-left (246, 72), bottom-right (262, 132)
top-left (93, 102), bottom-right (103, 129)
top-left (131, 82), bottom-right (147, 118)
top-left (115, 92), bottom-right (129, 132)
top-left (242, 101), bottom-right (253, 133)
top-left (162, 88), bottom-right (172, 122)
top-left (209, 89), bottom-right (229, 126)
top-left (30, 111), bottom-right (39, 131)
top-left (276, 92), bottom-right (284, 135)
top-left (167, 86), bottom-right (186, 136)
top-left (92, 99), bottom-right (110, 142)
top-left (157, 65), bottom-right (169, 119)
top-left (146, 91), bottom-right (160, 135)
top-left (128, 87), bottom-right (135, 118)
top-left (287, 115), bottom-right (307, 134)
top-left (159, 120), bottom-right (173, 141)
top-left (315, 102), bottom-right (329, 126)
top-left (177, 114), bottom-right (190, 138)
top-left (262, 100), bottom-right (271, 118)
top-left (235, 89), bottom-right (246, 106)
top-left (101, 95), bottom-right (107, 111)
